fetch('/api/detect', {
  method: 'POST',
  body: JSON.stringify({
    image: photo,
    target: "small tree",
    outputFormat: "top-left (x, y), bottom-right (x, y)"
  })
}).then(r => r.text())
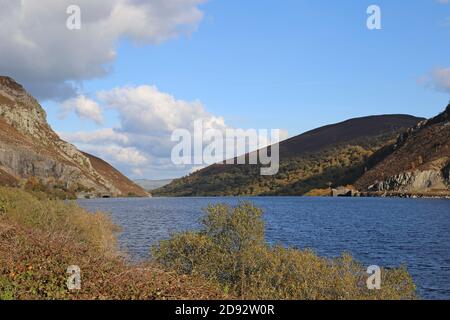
top-left (152, 203), bottom-right (417, 300)
top-left (153, 202), bottom-right (264, 297)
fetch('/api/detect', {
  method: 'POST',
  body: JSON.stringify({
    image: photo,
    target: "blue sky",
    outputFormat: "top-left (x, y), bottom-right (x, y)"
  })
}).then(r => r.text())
top-left (2, 1), bottom-right (449, 179)
top-left (47, 0), bottom-right (449, 134)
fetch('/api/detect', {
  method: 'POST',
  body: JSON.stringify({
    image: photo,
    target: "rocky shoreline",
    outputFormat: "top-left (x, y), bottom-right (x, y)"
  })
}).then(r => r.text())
top-left (359, 191), bottom-right (450, 199)
top-left (331, 186), bottom-right (450, 199)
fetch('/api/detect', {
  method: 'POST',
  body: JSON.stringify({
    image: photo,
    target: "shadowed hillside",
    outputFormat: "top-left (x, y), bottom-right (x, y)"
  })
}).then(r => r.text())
top-left (154, 114), bottom-right (423, 196)
top-left (278, 114), bottom-right (422, 157)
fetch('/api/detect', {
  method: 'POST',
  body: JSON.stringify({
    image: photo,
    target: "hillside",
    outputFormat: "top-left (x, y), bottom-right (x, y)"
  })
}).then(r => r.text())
top-left (355, 104), bottom-right (450, 196)
top-left (0, 76), bottom-right (148, 198)
top-left (134, 179), bottom-right (173, 191)
top-left (83, 152), bottom-right (149, 197)
top-left (154, 114), bottom-right (423, 196)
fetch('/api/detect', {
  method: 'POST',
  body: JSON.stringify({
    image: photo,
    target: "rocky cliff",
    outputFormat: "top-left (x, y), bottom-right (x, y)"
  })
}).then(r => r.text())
top-left (355, 104), bottom-right (450, 196)
top-left (0, 76), bottom-right (148, 198)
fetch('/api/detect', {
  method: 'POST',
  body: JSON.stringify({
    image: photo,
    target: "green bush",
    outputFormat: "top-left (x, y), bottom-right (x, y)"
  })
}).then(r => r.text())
top-left (153, 202), bottom-right (417, 300)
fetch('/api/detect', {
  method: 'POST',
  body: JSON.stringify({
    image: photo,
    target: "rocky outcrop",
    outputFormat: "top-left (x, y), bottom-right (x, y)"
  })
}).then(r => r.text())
top-left (0, 76), bottom-right (149, 197)
top-left (368, 169), bottom-right (448, 193)
top-left (356, 104), bottom-right (450, 196)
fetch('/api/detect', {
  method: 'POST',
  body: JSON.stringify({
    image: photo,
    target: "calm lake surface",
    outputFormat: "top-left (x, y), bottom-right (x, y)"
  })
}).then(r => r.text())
top-left (78, 197), bottom-right (450, 300)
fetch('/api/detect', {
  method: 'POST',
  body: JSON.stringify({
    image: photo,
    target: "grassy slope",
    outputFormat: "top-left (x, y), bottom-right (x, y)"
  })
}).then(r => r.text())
top-left (0, 187), bottom-right (226, 300)
top-left (83, 152), bottom-right (149, 197)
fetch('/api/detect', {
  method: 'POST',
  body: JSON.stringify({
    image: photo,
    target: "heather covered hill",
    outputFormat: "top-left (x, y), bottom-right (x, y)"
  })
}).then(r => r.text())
top-left (355, 104), bottom-right (450, 195)
top-left (83, 152), bottom-right (149, 197)
top-left (0, 76), bottom-right (148, 198)
top-left (278, 114), bottom-right (423, 158)
top-left (154, 114), bottom-right (423, 197)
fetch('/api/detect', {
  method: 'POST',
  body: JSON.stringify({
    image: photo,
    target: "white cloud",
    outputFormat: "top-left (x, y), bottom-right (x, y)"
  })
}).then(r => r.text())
top-left (421, 67), bottom-right (450, 93)
top-left (60, 95), bottom-right (103, 124)
top-left (0, 0), bottom-right (206, 100)
top-left (61, 85), bottom-right (228, 178)
top-left (92, 145), bottom-right (148, 166)
top-left (60, 85), bottom-right (288, 179)
top-left (60, 128), bottom-right (129, 144)
top-left (97, 85), bottom-right (227, 133)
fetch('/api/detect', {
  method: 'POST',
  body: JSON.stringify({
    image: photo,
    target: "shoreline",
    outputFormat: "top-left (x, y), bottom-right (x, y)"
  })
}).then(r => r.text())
top-left (359, 191), bottom-right (450, 199)
top-left (146, 193), bottom-right (450, 200)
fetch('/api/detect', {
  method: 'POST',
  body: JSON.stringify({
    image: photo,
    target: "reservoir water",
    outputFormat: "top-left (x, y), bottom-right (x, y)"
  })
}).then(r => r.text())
top-left (78, 197), bottom-right (450, 300)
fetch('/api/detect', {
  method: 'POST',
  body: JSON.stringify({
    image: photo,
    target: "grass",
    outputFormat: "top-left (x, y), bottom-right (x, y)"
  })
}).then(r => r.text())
top-left (0, 187), bottom-right (227, 300)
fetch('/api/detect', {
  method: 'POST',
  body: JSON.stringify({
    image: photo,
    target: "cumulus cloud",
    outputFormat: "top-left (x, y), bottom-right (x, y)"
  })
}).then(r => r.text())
top-left (60, 85), bottom-right (228, 178)
top-left (61, 128), bottom-right (130, 144)
top-left (60, 85), bottom-right (287, 179)
top-left (88, 145), bottom-right (148, 166)
top-left (0, 0), bottom-right (206, 100)
top-left (420, 67), bottom-right (450, 93)
top-left (60, 95), bottom-right (103, 124)
top-left (98, 85), bottom-right (227, 133)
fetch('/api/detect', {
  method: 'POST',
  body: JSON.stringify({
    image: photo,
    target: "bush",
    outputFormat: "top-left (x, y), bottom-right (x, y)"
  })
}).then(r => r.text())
top-left (0, 187), bottom-right (227, 300)
top-left (0, 187), bottom-right (119, 255)
top-left (153, 202), bottom-right (417, 300)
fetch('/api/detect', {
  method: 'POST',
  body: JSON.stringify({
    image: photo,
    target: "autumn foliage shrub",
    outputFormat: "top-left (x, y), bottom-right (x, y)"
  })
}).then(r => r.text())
top-left (153, 202), bottom-right (417, 300)
top-left (0, 187), bottom-right (226, 300)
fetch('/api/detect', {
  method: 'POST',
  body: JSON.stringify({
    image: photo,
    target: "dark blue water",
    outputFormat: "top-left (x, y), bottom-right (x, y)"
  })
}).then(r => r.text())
top-left (78, 197), bottom-right (450, 300)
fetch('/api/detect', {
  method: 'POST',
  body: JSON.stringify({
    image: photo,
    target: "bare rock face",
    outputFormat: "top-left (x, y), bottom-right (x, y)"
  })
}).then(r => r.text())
top-left (368, 169), bottom-right (448, 193)
top-left (0, 76), bottom-right (148, 197)
top-left (357, 104), bottom-right (450, 196)
top-left (0, 77), bottom-right (96, 172)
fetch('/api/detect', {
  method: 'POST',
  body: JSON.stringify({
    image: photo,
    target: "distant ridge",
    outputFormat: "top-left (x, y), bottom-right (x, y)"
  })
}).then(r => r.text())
top-left (279, 114), bottom-right (423, 157)
top-left (134, 179), bottom-right (173, 191)
top-left (154, 113), bottom-right (423, 196)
